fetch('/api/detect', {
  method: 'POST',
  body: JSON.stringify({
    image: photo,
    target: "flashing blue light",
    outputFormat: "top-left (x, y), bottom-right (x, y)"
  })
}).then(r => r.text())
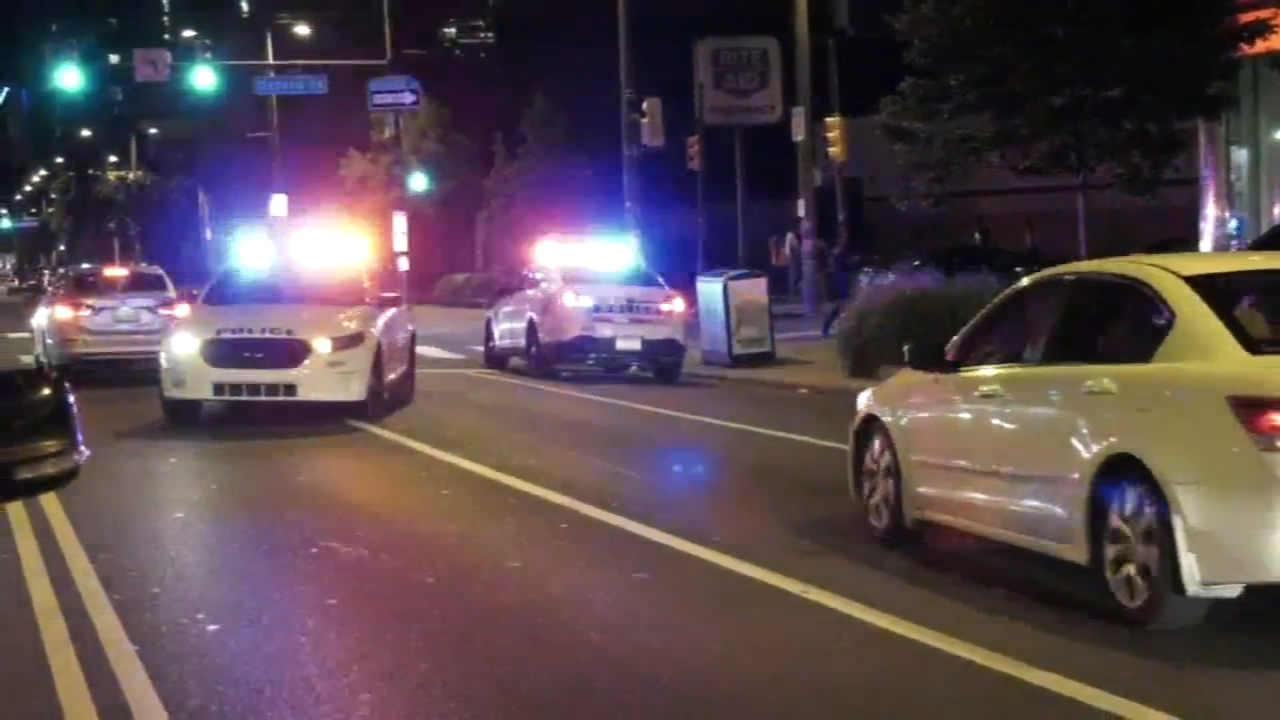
top-left (231, 227), bottom-right (275, 271)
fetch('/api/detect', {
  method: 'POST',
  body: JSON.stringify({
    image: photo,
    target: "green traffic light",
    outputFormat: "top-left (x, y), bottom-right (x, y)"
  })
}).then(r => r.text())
top-left (52, 62), bottom-right (87, 93)
top-left (406, 170), bottom-right (432, 194)
top-left (0, 218), bottom-right (12, 231)
top-left (187, 63), bottom-right (220, 93)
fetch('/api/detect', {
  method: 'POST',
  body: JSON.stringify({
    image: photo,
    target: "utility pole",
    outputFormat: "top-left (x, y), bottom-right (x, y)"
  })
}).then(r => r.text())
top-left (618, 0), bottom-right (637, 232)
top-left (794, 0), bottom-right (818, 316)
top-left (827, 24), bottom-right (849, 253)
top-left (264, 28), bottom-right (281, 189)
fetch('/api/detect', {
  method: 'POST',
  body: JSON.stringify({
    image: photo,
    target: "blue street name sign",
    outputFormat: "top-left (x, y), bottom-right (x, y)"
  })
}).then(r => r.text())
top-left (253, 74), bottom-right (330, 96)
top-left (367, 75), bottom-right (422, 112)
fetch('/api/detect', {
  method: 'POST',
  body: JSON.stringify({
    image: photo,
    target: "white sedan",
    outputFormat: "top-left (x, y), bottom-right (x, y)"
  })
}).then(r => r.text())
top-left (850, 251), bottom-right (1280, 627)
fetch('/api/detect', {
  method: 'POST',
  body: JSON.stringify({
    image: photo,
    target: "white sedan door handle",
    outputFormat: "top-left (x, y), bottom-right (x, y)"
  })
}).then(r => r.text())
top-left (1081, 378), bottom-right (1118, 396)
top-left (973, 384), bottom-right (1006, 399)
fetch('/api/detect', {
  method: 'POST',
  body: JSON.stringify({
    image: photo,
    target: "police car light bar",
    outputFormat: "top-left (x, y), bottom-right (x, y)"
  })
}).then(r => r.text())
top-left (532, 235), bottom-right (639, 273)
top-left (231, 227), bottom-right (276, 271)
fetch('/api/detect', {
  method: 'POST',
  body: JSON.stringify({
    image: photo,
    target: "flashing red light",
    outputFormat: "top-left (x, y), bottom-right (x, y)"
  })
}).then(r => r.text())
top-left (659, 295), bottom-right (687, 314)
top-left (102, 266), bottom-right (130, 278)
top-left (52, 302), bottom-right (90, 321)
top-left (159, 302), bottom-right (192, 319)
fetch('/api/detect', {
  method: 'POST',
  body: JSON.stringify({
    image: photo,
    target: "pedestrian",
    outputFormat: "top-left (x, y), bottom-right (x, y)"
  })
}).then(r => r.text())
top-left (784, 230), bottom-right (801, 301)
top-left (822, 241), bottom-right (855, 338)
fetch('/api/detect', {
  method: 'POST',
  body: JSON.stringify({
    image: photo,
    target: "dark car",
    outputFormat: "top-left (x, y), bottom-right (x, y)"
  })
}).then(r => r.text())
top-left (0, 364), bottom-right (88, 494)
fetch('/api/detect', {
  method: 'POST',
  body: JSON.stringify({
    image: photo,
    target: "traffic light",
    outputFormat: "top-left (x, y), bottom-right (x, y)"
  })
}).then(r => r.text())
top-left (405, 170), bottom-right (432, 194)
top-left (0, 217), bottom-right (12, 232)
top-left (823, 115), bottom-right (847, 164)
top-left (639, 97), bottom-right (665, 148)
top-left (51, 61), bottom-right (87, 94)
top-left (187, 63), bottom-right (220, 93)
top-left (685, 135), bottom-right (702, 172)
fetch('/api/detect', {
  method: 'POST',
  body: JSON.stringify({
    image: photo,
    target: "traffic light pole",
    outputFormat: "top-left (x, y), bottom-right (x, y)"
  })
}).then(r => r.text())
top-left (794, 0), bottom-right (818, 317)
top-left (827, 35), bottom-right (848, 253)
top-left (618, 0), bottom-right (637, 233)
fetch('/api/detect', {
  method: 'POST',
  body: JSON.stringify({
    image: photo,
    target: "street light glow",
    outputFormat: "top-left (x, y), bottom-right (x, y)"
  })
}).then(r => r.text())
top-left (107, 155), bottom-right (119, 164)
top-left (22, 185), bottom-right (31, 192)
top-left (79, 127), bottom-right (93, 138)
top-left (180, 29), bottom-right (198, 38)
top-left (291, 23), bottom-right (313, 38)
top-left (54, 157), bottom-right (65, 164)
top-left (147, 127), bottom-right (160, 135)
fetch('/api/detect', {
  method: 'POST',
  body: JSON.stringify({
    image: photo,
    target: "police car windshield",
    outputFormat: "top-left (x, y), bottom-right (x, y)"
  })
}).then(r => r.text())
top-left (203, 271), bottom-right (367, 306)
top-left (561, 268), bottom-right (666, 288)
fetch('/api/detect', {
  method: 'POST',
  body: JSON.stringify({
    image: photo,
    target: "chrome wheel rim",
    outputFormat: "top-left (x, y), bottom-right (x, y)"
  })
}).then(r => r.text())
top-left (860, 433), bottom-right (897, 532)
top-left (1101, 483), bottom-right (1162, 610)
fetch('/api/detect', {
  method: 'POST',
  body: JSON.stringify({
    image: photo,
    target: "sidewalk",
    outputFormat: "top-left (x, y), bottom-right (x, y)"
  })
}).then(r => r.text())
top-left (684, 338), bottom-right (871, 394)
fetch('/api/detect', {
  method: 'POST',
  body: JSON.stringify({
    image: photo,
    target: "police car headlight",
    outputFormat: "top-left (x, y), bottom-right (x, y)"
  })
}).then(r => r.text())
top-left (312, 332), bottom-right (364, 355)
top-left (169, 332), bottom-right (201, 356)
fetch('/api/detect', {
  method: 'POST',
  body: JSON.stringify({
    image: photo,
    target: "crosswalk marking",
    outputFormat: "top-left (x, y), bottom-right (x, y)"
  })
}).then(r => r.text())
top-left (416, 345), bottom-right (467, 360)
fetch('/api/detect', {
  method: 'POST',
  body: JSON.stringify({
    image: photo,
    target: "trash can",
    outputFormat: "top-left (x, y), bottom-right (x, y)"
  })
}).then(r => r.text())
top-left (695, 269), bottom-right (776, 367)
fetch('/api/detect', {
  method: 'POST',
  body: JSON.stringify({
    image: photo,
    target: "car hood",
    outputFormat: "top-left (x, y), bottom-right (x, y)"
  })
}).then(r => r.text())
top-left (181, 304), bottom-right (376, 339)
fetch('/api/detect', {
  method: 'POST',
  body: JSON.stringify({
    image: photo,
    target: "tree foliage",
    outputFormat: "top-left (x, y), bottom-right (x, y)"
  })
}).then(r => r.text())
top-left (880, 0), bottom-right (1274, 202)
top-left (338, 98), bottom-right (473, 215)
top-left (476, 92), bottom-right (593, 270)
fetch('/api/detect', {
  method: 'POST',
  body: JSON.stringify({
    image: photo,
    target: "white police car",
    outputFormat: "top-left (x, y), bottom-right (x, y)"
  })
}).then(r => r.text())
top-left (482, 234), bottom-right (688, 383)
top-left (158, 223), bottom-right (416, 426)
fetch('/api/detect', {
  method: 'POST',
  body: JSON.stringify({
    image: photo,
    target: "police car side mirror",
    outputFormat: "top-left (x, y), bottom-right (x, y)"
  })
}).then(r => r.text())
top-left (375, 292), bottom-right (403, 309)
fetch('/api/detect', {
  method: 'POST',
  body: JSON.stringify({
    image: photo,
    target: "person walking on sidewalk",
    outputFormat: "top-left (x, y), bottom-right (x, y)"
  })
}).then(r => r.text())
top-left (822, 241), bottom-right (855, 338)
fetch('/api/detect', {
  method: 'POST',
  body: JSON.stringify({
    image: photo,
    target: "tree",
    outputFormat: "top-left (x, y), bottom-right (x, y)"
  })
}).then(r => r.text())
top-left (338, 98), bottom-right (473, 216)
top-left (476, 92), bottom-right (593, 270)
top-left (880, 0), bottom-right (1274, 257)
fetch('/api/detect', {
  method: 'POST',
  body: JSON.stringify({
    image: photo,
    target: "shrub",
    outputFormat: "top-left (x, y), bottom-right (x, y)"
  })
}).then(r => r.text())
top-left (837, 270), bottom-right (1006, 379)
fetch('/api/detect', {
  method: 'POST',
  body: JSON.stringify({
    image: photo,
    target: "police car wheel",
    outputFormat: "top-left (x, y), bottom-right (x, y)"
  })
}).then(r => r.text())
top-left (483, 323), bottom-right (508, 370)
top-left (161, 398), bottom-right (201, 427)
top-left (653, 362), bottom-right (682, 385)
top-left (354, 353), bottom-right (388, 420)
top-left (393, 336), bottom-right (417, 406)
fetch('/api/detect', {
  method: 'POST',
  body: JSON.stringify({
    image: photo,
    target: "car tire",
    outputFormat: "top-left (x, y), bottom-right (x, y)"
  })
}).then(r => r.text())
top-left (161, 397), bottom-right (201, 427)
top-left (392, 334), bottom-right (417, 408)
top-left (854, 423), bottom-right (913, 545)
top-left (524, 323), bottom-right (550, 377)
top-left (652, 362), bottom-right (682, 385)
top-left (1091, 474), bottom-right (1212, 629)
top-left (483, 322), bottom-right (508, 371)
top-left (352, 351), bottom-right (388, 421)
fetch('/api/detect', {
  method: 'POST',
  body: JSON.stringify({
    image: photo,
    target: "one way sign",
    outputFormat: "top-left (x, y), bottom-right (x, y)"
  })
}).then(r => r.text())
top-left (367, 75), bottom-right (422, 113)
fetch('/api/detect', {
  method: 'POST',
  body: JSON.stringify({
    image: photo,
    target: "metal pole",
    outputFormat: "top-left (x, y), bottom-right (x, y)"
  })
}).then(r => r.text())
top-left (694, 78), bottom-right (707, 273)
top-left (826, 36), bottom-right (848, 252)
top-left (794, 0), bottom-right (818, 316)
top-left (618, 0), bottom-right (636, 232)
top-left (128, 132), bottom-right (138, 175)
top-left (734, 127), bottom-right (747, 267)
top-left (266, 28), bottom-right (281, 189)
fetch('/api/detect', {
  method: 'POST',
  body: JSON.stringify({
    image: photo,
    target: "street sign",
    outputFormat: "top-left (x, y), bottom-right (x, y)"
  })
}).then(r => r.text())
top-left (694, 37), bottom-right (784, 127)
top-left (367, 75), bottom-right (422, 112)
top-left (391, 210), bottom-right (408, 253)
top-left (133, 48), bottom-right (172, 83)
top-left (254, 74), bottom-right (330, 96)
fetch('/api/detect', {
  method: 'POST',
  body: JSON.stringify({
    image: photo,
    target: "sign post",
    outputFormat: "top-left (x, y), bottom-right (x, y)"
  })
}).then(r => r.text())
top-left (694, 36), bottom-right (783, 267)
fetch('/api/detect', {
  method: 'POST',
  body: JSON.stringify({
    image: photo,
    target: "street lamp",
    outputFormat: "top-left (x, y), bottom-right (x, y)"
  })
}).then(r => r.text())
top-left (263, 18), bottom-right (315, 188)
top-left (180, 29), bottom-right (199, 38)
top-left (22, 185), bottom-right (32, 192)
top-left (54, 156), bottom-right (65, 164)
top-left (107, 155), bottom-right (119, 164)
top-left (79, 127), bottom-right (93, 138)
top-left (146, 127), bottom-right (160, 135)
top-left (291, 22), bottom-right (313, 38)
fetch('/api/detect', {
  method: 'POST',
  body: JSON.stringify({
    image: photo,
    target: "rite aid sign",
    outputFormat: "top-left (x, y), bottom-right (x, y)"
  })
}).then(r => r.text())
top-left (694, 36), bottom-right (784, 127)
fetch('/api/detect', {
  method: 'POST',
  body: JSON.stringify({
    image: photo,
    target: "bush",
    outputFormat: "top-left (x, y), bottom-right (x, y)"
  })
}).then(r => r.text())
top-left (429, 273), bottom-right (499, 307)
top-left (837, 270), bottom-right (1005, 379)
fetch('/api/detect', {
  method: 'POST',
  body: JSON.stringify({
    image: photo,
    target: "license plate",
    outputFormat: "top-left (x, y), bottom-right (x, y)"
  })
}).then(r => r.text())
top-left (616, 336), bottom-right (642, 352)
top-left (113, 308), bottom-right (138, 323)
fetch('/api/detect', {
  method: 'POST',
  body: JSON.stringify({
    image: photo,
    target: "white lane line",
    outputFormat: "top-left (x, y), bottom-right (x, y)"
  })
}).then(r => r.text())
top-left (416, 346), bottom-right (468, 360)
top-left (468, 371), bottom-right (845, 450)
top-left (8, 501), bottom-right (100, 720)
top-left (39, 495), bottom-right (169, 719)
top-left (775, 330), bottom-right (824, 340)
top-left (3, 331), bottom-right (32, 338)
top-left (467, 345), bottom-right (484, 352)
top-left (349, 421), bottom-right (1173, 720)
top-left (416, 368), bottom-right (494, 375)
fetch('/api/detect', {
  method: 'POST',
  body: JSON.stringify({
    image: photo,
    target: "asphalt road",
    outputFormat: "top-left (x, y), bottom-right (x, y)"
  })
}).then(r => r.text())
top-left (1, 298), bottom-right (1279, 718)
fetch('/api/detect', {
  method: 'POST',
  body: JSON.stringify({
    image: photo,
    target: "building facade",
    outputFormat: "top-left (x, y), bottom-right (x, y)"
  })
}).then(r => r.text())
top-left (1200, 1), bottom-right (1280, 250)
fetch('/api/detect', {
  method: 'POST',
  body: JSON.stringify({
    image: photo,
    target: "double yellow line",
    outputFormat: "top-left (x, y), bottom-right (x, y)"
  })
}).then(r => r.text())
top-left (8, 494), bottom-right (167, 720)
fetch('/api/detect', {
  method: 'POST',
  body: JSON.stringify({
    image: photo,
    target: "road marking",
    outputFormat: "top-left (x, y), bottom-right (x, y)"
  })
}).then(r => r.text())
top-left (8, 501), bottom-right (100, 720)
top-left (416, 368), bottom-right (494, 374)
top-left (350, 421), bottom-right (1173, 719)
top-left (468, 345), bottom-right (484, 352)
top-left (416, 346), bottom-right (467, 360)
top-left (469, 371), bottom-right (845, 450)
top-left (40, 495), bottom-right (168, 719)
top-left (4, 331), bottom-right (32, 338)
top-left (776, 330), bottom-right (823, 340)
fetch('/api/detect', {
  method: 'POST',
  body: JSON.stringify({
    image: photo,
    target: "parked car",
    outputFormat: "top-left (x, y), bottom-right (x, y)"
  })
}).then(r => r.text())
top-left (0, 362), bottom-right (88, 494)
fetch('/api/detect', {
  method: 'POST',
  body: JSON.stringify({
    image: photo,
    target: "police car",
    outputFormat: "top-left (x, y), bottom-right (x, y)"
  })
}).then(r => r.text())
top-left (483, 234), bottom-right (688, 383)
top-left (157, 223), bottom-right (416, 426)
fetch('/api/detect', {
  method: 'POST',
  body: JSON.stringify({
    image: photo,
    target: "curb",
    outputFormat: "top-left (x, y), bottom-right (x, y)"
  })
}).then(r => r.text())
top-left (682, 368), bottom-right (873, 396)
